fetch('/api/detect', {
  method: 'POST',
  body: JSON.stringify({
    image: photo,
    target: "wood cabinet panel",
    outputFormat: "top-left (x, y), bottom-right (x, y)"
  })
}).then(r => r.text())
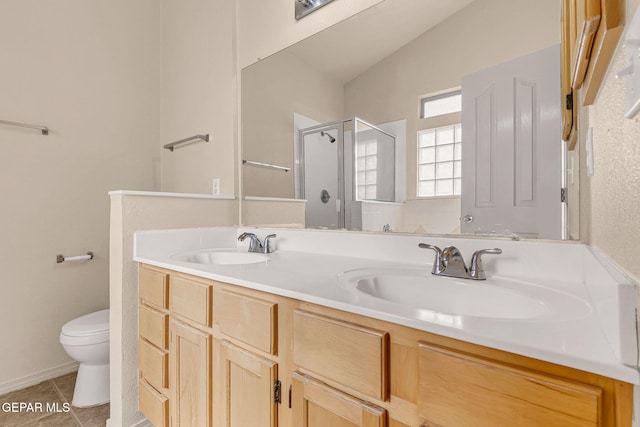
top-left (214, 289), bottom-right (277, 354)
top-left (293, 371), bottom-right (387, 427)
top-left (139, 378), bottom-right (168, 427)
top-left (139, 266), bottom-right (169, 309)
top-left (581, 0), bottom-right (624, 105)
top-left (138, 339), bottom-right (168, 391)
top-left (562, 0), bottom-right (578, 148)
top-left (293, 310), bottom-right (389, 401)
top-left (571, 0), bottom-right (601, 89)
top-left (136, 265), bottom-right (633, 427)
top-left (169, 275), bottom-right (212, 327)
top-left (170, 319), bottom-right (212, 427)
top-left (215, 339), bottom-right (278, 427)
top-left (417, 342), bottom-right (603, 427)
top-left (139, 304), bottom-right (168, 350)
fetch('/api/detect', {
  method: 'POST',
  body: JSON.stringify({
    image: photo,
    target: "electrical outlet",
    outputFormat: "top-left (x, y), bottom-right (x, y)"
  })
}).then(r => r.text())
top-left (212, 178), bottom-right (221, 195)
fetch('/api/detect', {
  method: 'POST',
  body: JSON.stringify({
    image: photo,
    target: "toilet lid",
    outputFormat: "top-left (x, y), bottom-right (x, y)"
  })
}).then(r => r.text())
top-left (61, 309), bottom-right (109, 336)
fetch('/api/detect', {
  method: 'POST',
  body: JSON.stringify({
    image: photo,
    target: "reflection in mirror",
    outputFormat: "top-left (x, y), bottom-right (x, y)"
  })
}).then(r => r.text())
top-left (297, 117), bottom-right (396, 229)
top-left (241, 0), bottom-right (566, 239)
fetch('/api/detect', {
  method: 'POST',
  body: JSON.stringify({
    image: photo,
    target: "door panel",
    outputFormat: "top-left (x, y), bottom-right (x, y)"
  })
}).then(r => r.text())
top-left (215, 339), bottom-right (277, 427)
top-left (292, 371), bottom-right (387, 427)
top-left (461, 45), bottom-right (563, 239)
top-left (170, 320), bottom-right (211, 427)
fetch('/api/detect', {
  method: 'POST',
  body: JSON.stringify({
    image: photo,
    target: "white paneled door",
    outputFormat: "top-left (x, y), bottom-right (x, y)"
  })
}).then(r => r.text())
top-left (461, 45), bottom-right (563, 239)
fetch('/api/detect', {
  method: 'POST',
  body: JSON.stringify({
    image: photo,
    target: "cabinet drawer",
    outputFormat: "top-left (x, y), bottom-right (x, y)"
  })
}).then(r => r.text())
top-left (292, 371), bottom-right (387, 427)
top-left (214, 290), bottom-right (277, 354)
top-left (139, 266), bottom-right (169, 309)
top-left (139, 305), bottom-right (168, 350)
top-left (417, 342), bottom-right (603, 427)
top-left (293, 310), bottom-right (389, 401)
top-left (138, 339), bottom-right (168, 391)
top-left (139, 378), bottom-right (168, 427)
top-left (169, 275), bottom-right (212, 327)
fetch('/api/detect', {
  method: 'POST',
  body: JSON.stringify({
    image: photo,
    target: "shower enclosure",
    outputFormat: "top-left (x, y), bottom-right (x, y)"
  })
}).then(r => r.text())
top-left (297, 117), bottom-right (396, 229)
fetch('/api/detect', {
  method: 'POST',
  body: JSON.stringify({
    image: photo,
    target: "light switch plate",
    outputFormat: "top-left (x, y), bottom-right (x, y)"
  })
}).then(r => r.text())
top-left (212, 178), bottom-right (221, 195)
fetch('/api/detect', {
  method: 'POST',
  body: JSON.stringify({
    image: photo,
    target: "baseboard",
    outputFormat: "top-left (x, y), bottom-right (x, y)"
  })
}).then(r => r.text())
top-left (106, 416), bottom-right (153, 427)
top-left (0, 361), bottom-right (79, 396)
top-left (130, 418), bottom-right (153, 427)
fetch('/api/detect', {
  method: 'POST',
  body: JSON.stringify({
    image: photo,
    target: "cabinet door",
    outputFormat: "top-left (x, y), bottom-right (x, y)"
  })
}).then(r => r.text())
top-left (417, 342), bottom-right (602, 427)
top-left (292, 371), bottom-right (386, 427)
top-left (561, 0), bottom-right (578, 149)
top-left (215, 339), bottom-right (278, 427)
top-left (170, 319), bottom-right (211, 427)
top-left (570, 0), bottom-right (600, 89)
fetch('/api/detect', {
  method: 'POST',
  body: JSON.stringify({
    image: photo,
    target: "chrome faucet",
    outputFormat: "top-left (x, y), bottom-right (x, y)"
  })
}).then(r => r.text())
top-left (238, 232), bottom-right (277, 254)
top-left (419, 243), bottom-right (502, 280)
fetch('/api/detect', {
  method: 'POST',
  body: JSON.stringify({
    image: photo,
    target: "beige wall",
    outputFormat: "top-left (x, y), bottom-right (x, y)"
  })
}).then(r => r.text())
top-left (242, 199), bottom-right (306, 227)
top-left (402, 199), bottom-right (462, 235)
top-left (238, 0), bottom-right (385, 69)
top-left (344, 0), bottom-right (560, 200)
top-left (109, 193), bottom-right (237, 427)
top-left (160, 0), bottom-right (237, 196)
top-left (583, 49), bottom-right (640, 282)
top-left (242, 51), bottom-right (344, 198)
top-left (0, 0), bottom-right (160, 392)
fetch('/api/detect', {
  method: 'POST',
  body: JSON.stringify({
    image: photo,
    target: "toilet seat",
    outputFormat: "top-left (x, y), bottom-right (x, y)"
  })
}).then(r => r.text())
top-left (60, 309), bottom-right (109, 345)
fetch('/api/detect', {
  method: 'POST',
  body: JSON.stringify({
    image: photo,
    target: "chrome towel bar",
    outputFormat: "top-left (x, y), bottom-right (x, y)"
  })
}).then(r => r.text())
top-left (0, 119), bottom-right (49, 135)
top-left (242, 160), bottom-right (290, 172)
top-left (57, 252), bottom-right (94, 263)
top-left (164, 134), bottom-right (210, 152)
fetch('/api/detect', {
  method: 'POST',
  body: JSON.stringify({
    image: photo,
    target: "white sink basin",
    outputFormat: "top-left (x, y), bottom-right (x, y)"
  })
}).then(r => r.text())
top-left (337, 268), bottom-right (591, 320)
top-left (171, 249), bottom-right (269, 265)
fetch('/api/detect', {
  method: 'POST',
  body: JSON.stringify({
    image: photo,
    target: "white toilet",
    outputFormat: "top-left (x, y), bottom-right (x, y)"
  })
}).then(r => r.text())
top-left (59, 309), bottom-right (110, 407)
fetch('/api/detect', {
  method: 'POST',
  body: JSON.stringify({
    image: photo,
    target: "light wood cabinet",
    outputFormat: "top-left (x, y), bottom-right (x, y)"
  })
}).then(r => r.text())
top-left (169, 275), bottom-right (212, 327)
top-left (139, 305), bottom-right (168, 350)
top-left (139, 378), bottom-right (169, 427)
top-left (417, 342), bottom-right (602, 426)
top-left (214, 339), bottom-right (278, 427)
top-left (138, 339), bottom-right (168, 392)
top-left (561, 0), bottom-right (625, 148)
top-left (138, 264), bottom-right (171, 423)
top-left (562, 0), bottom-right (578, 149)
top-left (292, 371), bottom-right (387, 427)
top-left (138, 264), bottom-right (633, 427)
top-left (139, 265), bottom-right (169, 310)
top-left (293, 310), bottom-right (389, 401)
top-left (214, 289), bottom-right (277, 355)
top-left (170, 319), bottom-right (212, 427)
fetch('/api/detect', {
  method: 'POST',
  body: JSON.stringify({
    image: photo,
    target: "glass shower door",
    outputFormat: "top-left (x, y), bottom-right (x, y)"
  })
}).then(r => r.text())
top-left (299, 124), bottom-right (344, 229)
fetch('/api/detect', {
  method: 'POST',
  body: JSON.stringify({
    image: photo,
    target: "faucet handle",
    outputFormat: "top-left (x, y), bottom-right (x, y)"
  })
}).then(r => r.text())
top-left (263, 234), bottom-right (277, 254)
top-left (418, 243), bottom-right (444, 275)
top-left (469, 248), bottom-right (503, 280)
top-left (238, 232), bottom-right (263, 253)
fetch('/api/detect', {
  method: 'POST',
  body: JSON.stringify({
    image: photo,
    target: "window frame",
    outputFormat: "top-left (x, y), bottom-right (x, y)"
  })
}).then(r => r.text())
top-left (416, 124), bottom-right (462, 199)
top-left (420, 89), bottom-right (462, 119)
top-left (416, 88), bottom-right (463, 200)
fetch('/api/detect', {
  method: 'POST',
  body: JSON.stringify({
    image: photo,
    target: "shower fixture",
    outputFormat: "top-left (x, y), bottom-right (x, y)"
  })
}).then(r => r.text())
top-left (320, 131), bottom-right (336, 143)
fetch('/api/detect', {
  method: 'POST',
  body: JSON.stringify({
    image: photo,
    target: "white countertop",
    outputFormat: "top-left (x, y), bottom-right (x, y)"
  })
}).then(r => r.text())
top-left (133, 226), bottom-right (640, 384)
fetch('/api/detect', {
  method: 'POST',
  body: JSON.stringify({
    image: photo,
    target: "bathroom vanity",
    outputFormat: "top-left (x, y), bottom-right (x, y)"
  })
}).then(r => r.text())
top-left (134, 227), bottom-right (638, 427)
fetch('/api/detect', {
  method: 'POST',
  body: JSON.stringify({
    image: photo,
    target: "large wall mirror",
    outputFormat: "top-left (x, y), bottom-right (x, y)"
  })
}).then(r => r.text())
top-left (241, 0), bottom-right (568, 239)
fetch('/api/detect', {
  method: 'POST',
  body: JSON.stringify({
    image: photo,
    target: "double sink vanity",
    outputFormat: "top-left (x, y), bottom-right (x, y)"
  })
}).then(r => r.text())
top-left (134, 227), bottom-right (638, 426)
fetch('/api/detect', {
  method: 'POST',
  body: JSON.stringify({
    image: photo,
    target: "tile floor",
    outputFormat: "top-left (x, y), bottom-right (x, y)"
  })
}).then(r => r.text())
top-left (0, 372), bottom-right (109, 426)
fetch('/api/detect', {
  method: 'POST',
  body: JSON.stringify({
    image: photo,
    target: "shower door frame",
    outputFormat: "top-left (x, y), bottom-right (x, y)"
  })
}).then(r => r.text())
top-left (298, 121), bottom-right (347, 229)
top-left (297, 117), bottom-right (397, 230)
